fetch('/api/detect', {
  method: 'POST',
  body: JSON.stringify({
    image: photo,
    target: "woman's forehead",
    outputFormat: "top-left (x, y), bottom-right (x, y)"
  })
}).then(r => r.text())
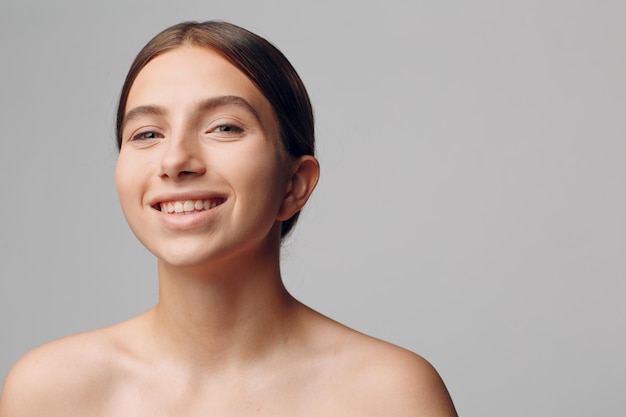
top-left (123, 46), bottom-right (280, 133)
top-left (126, 46), bottom-right (278, 129)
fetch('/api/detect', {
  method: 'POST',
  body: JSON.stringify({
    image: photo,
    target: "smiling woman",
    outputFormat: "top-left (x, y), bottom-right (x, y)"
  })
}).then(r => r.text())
top-left (0, 21), bottom-right (457, 416)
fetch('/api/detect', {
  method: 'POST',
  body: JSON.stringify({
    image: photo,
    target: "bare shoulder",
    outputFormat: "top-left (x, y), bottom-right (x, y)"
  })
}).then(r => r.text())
top-left (0, 318), bottom-right (138, 417)
top-left (333, 329), bottom-right (458, 417)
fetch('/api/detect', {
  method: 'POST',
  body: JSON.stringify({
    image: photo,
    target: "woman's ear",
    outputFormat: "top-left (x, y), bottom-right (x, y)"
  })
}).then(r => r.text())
top-left (277, 155), bottom-right (320, 221)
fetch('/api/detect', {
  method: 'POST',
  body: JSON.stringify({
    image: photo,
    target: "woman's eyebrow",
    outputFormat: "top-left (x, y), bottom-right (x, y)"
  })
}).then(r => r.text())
top-left (197, 95), bottom-right (262, 123)
top-left (122, 104), bottom-right (166, 132)
top-left (122, 96), bottom-right (262, 132)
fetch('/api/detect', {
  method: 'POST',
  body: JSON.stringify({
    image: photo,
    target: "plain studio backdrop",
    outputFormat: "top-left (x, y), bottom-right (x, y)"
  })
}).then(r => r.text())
top-left (1, 1), bottom-right (624, 415)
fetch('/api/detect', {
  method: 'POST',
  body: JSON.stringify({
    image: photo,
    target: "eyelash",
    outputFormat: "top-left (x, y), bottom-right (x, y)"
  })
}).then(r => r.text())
top-left (128, 122), bottom-right (244, 143)
top-left (131, 130), bottom-right (162, 141)
top-left (211, 124), bottom-right (244, 135)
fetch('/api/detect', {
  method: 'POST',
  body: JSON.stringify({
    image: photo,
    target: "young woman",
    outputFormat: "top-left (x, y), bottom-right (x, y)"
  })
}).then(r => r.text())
top-left (0, 21), bottom-right (457, 416)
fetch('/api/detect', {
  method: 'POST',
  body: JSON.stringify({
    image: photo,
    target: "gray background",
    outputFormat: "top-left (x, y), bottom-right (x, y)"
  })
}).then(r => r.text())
top-left (1, 1), bottom-right (624, 415)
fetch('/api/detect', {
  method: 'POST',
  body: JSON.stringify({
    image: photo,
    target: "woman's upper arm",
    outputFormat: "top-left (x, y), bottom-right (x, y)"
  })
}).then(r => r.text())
top-left (0, 340), bottom-right (96, 417)
top-left (359, 348), bottom-right (458, 417)
top-left (0, 352), bottom-right (52, 417)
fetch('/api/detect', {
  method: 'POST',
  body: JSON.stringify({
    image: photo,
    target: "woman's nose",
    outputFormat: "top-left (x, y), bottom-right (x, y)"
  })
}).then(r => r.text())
top-left (158, 134), bottom-right (206, 180)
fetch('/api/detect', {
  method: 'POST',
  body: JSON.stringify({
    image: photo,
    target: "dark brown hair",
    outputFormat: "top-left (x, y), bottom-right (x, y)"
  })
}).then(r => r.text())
top-left (116, 20), bottom-right (315, 238)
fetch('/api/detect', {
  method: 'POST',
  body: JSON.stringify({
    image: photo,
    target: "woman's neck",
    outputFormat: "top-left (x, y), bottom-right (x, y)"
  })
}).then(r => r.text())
top-left (146, 243), bottom-right (300, 372)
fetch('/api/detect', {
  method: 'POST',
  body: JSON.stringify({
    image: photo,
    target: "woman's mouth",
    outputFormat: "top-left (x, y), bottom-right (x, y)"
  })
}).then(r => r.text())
top-left (156, 198), bottom-right (225, 214)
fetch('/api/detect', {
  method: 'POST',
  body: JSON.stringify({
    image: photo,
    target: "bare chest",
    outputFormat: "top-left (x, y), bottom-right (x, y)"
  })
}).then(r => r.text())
top-left (93, 370), bottom-right (363, 417)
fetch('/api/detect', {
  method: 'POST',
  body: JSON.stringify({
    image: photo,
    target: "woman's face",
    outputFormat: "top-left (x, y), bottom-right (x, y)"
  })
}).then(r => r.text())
top-left (116, 46), bottom-right (292, 268)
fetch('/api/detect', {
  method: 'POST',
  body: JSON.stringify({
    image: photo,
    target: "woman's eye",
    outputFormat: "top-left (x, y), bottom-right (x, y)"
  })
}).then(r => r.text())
top-left (213, 124), bottom-right (243, 134)
top-left (132, 131), bottom-right (162, 141)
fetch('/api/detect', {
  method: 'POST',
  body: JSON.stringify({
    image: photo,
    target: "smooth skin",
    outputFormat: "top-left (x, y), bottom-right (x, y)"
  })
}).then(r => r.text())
top-left (0, 47), bottom-right (457, 417)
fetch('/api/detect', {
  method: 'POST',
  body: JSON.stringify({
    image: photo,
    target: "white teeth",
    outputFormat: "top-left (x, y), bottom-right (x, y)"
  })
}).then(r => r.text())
top-left (159, 199), bottom-right (222, 214)
top-left (183, 200), bottom-right (195, 212)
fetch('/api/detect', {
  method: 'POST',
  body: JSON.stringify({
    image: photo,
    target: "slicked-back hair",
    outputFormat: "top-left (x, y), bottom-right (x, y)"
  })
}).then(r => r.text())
top-left (116, 21), bottom-right (315, 238)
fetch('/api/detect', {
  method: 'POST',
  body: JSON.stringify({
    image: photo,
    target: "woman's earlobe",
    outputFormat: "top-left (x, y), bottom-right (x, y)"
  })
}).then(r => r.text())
top-left (277, 155), bottom-right (320, 221)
